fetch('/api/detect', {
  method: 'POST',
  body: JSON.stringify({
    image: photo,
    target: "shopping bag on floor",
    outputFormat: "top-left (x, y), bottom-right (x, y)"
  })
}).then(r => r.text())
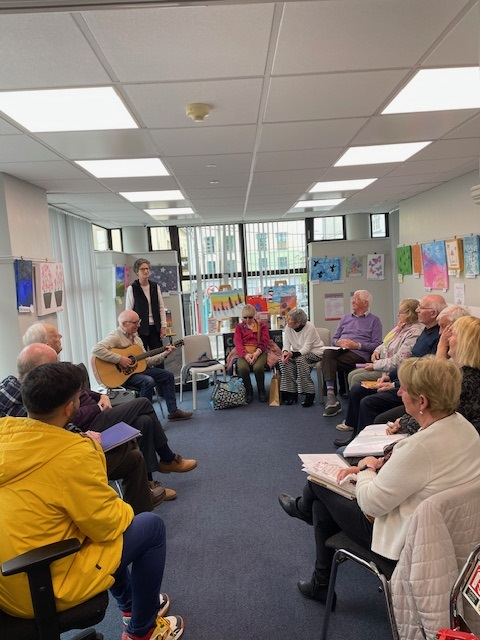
top-left (210, 370), bottom-right (246, 410)
top-left (269, 367), bottom-right (281, 406)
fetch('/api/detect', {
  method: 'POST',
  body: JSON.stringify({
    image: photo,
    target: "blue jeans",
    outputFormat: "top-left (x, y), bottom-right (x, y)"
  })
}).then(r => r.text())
top-left (110, 513), bottom-right (167, 637)
top-left (127, 367), bottom-right (177, 413)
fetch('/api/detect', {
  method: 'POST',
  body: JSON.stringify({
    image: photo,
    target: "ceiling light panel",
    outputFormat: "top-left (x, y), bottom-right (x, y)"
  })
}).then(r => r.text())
top-left (75, 158), bottom-right (169, 178)
top-left (335, 142), bottom-right (431, 166)
top-left (293, 198), bottom-right (345, 208)
top-left (0, 87), bottom-right (137, 132)
top-left (383, 67), bottom-right (480, 114)
top-left (120, 190), bottom-right (184, 202)
top-left (309, 178), bottom-right (377, 192)
top-left (146, 207), bottom-right (194, 216)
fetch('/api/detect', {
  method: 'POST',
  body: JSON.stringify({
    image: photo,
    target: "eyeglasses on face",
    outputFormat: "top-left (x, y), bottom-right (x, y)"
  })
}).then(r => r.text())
top-left (138, 267), bottom-right (150, 272)
top-left (126, 320), bottom-right (141, 325)
top-left (417, 306), bottom-right (435, 310)
top-left (243, 315), bottom-right (255, 319)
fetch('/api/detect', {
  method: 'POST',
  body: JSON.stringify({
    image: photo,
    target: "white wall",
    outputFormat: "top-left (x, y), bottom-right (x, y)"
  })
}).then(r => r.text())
top-left (397, 171), bottom-right (480, 309)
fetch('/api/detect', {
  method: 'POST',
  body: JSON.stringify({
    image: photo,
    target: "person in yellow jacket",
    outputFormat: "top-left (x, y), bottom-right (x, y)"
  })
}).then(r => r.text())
top-left (0, 362), bottom-right (184, 640)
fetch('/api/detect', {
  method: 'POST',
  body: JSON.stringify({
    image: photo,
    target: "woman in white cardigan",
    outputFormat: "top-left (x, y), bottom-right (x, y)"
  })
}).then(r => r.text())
top-left (279, 356), bottom-right (480, 604)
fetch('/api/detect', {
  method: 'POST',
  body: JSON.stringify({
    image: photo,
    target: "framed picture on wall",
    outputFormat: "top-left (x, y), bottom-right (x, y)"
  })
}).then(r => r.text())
top-left (445, 238), bottom-right (463, 271)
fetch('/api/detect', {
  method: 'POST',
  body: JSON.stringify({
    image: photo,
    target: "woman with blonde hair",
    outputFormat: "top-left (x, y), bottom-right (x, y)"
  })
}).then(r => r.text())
top-left (233, 304), bottom-right (270, 403)
top-left (279, 356), bottom-right (480, 603)
top-left (347, 298), bottom-right (422, 388)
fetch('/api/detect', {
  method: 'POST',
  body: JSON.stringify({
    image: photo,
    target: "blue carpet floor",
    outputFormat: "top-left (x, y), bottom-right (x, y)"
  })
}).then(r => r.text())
top-left (65, 374), bottom-right (391, 640)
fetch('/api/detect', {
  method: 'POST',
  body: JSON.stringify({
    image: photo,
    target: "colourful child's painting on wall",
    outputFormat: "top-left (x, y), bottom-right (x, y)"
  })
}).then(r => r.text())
top-left (150, 265), bottom-right (179, 292)
top-left (367, 254), bottom-right (385, 280)
top-left (210, 289), bottom-right (245, 318)
top-left (396, 246), bottom-right (412, 275)
top-left (421, 241), bottom-right (448, 290)
top-left (14, 259), bottom-right (34, 313)
top-left (35, 262), bottom-right (64, 316)
top-left (345, 255), bottom-right (363, 277)
top-left (115, 266), bottom-right (125, 298)
top-left (412, 244), bottom-right (423, 275)
top-left (463, 235), bottom-right (480, 276)
top-left (310, 257), bottom-right (342, 282)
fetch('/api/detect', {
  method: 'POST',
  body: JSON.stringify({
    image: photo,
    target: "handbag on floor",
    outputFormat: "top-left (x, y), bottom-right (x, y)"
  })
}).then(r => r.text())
top-left (269, 366), bottom-right (281, 407)
top-left (210, 365), bottom-right (246, 410)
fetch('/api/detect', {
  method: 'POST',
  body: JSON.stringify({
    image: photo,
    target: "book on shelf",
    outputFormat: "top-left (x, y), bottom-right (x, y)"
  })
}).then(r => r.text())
top-left (100, 421), bottom-right (141, 453)
top-left (343, 423), bottom-right (407, 458)
top-left (298, 453), bottom-right (356, 500)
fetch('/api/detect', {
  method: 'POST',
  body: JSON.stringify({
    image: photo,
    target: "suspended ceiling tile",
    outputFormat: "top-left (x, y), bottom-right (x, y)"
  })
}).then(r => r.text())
top-left (151, 125), bottom-right (257, 156)
top-left (0, 160), bottom-right (84, 181)
top-left (0, 135), bottom-right (61, 162)
top-left (423, 3), bottom-right (479, 67)
top-left (83, 5), bottom-right (274, 82)
top-left (165, 154), bottom-right (253, 176)
top-left (259, 119), bottom-right (367, 152)
top-left (255, 148), bottom-right (340, 172)
top-left (36, 130), bottom-right (157, 161)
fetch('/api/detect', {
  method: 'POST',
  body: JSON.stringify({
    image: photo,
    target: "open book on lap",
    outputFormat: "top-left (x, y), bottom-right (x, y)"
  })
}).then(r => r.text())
top-left (343, 424), bottom-right (407, 457)
top-left (100, 421), bottom-right (141, 452)
top-left (299, 453), bottom-right (356, 500)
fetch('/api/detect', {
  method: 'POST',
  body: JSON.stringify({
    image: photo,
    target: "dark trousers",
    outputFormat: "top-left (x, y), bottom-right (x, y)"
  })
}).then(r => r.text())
top-left (127, 367), bottom-right (177, 413)
top-left (374, 404), bottom-right (406, 424)
top-left (321, 349), bottom-right (365, 388)
top-left (111, 513), bottom-right (167, 637)
top-left (235, 353), bottom-right (267, 392)
top-left (90, 397), bottom-right (169, 474)
top-left (300, 481), bottom-right (373, 584)
top-left (140, 326), bottom-right (164, 369)
top-left (345, 384), bottom-right (403, 435)
top-left (103, 442), bottom-right (152, 515)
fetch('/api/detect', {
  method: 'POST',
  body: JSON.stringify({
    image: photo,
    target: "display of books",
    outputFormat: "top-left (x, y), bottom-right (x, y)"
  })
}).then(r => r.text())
top-left (343, 424), bottom-right (407, 457)
top-left (298, 453), bottom-right (356, 500)
top-left (100, 421), bottom-right (141, 452)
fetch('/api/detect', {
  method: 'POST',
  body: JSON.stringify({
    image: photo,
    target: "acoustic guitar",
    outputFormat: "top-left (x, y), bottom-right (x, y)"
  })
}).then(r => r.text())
top-left (94, 340), bottom-right (184, 388)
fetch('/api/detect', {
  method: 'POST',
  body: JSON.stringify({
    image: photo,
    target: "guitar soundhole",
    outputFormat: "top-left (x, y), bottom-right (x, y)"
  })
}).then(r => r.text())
top-left (115, 361), bottom-right (137, 376)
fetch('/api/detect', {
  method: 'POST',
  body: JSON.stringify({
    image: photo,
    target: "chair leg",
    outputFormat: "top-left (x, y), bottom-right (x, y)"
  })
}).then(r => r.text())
top-left (192, 370), bottom-right (197, 411)
top-left (320, 550), bottom-right (341, 640)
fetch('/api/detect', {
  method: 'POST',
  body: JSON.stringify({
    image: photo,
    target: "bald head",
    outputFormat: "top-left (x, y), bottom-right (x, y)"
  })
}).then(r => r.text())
top-left (17, 343), bottom-right (58, 381)
top-left (118, 310), bottom-right (141, 336)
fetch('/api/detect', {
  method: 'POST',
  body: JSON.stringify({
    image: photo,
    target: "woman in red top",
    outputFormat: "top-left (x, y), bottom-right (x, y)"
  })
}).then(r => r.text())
top-left (234, 304), bottom-right (270, 403)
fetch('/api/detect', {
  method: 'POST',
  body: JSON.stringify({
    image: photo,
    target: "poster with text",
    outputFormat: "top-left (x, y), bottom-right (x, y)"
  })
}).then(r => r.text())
top-left (421, 241), bottom-right (448, 290)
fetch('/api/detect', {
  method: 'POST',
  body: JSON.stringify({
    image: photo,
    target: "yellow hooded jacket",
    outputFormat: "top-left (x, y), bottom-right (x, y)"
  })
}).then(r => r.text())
top-left (0, 416), bottom-right (134, 617)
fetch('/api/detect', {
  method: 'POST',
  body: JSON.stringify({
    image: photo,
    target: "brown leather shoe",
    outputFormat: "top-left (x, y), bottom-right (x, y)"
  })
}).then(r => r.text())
top-left (149, 480), bottom-right (177, 505)
top-left (168, 409), bottom-right (193, 422)
top-left (159, 454), bottom-right (197, 474)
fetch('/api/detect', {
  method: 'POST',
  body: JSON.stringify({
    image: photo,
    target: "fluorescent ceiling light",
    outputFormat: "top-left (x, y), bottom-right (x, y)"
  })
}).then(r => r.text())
top-left (293, 198), bottom-right (345, 208)
top-left (0, 87), bottom-right (137, 132)
top-left (310, 179), bottom-right (377, 193)
top-left (75, 158), bottom-right (169, 178)
top-left (146, 207), bottom-right (194, 216)
top-left (383, 67), bottom-right (480, 114)
top-left (120, 190), bottom-right (184, 202)
top-left (335, 142), bottom-right (431, 166)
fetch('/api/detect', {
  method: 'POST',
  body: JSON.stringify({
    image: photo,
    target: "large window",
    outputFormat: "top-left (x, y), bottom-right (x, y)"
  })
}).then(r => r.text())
top-left (92, 225), bottom-right (109, 251)
top-left (150, 227), bottom-right (172, 250)
top-left (312, 216), bottom-right (345, 241)
top-left (371, 213), bottom-right (388, 238)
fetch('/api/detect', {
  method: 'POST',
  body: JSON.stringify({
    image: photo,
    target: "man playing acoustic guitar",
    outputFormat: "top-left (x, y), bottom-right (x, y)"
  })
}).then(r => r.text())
top-left (92, 310), bottom-right (193, 423)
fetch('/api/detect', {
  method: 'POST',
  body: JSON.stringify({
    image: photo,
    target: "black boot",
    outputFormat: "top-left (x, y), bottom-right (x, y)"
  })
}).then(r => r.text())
top-left (297, 579), bottom-right (336, 609)
top-left (283, 391), bottom-right (298, 405)
top-left (244, 379), bottom-right (253, 404)
top-left (302, 393), bottom-right (315, 408)
top-left (278, 494), bottom-right (313, 525)
top-left (257, 379), bottom-right (267, 402)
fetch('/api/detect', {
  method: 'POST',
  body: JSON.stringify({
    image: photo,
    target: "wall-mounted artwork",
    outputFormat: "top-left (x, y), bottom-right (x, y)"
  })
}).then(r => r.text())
top-left (310, 257), bottom-right (342, 282)
top-left (14, 259), bottom-right (34, 313)
top-left (124, 265), bottom-right (131, 289)
top-left (115, 266), bottom-right (125, 298)
top-left (463, 235), bottom-right (480, 276)
top-left (150, 265), bottom-right (179, 292)
top-left (345, 255), bottom-right (363, 277)
top-left (210, 289), bottom-right (245, 318)
top-left (421, 241), bottom-right (448, 290)
top-left (412, 244), bottom-right (423, 275)
top-left (445, 238), bottom-right (464, 271)
top-left (246, 295), bottom-right (268, 311)
top-left (396, 246), bottom-right (413, 275)
top-left (367, 254), bottom-right (385, 280)
top-left (263, 285), bottom-right (297, 315)
top-left (35, 262), bottom-right (64, 316)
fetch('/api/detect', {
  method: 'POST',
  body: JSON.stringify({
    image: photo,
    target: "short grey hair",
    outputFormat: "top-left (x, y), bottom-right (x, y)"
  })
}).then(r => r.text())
top-left (23, 323), bottom-right (48, 346)
top-left (288, 308), bottom-right (308, 326)
top-left (354, 290), bottom-right (373, 307)
top-left (437, 304), bottom-right (470, 324)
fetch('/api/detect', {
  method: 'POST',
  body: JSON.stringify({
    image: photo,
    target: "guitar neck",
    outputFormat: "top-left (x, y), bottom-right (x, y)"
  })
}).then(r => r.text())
top-left (137, 340), bottom-right (183, 362)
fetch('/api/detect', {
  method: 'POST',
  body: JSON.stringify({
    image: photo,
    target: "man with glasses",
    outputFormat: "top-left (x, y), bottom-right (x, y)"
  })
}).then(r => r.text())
top-left (126, 258), bottom-right (167, 353)
top-left (333, 294), bottom-right (447, 447)
top-left (92, 310), bottom-right (193, 424)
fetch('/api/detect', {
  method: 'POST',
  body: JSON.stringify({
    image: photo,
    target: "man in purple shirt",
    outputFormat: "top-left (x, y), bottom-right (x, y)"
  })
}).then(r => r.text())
top-left (322, 290), bottom-right (382, 417)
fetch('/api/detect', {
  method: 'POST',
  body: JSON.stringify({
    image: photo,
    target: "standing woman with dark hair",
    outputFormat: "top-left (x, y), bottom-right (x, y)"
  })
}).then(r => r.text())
top-left (280, 308), bottom-right (325, 407)
top-left (126, 259), bottom-right (167, 353)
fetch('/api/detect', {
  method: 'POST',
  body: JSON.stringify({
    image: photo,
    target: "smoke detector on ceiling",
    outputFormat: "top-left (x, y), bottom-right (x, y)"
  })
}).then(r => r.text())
top-left (471, 185), bottom-right (480, 205)
top-left (185, 103), bottom-right (211, 122)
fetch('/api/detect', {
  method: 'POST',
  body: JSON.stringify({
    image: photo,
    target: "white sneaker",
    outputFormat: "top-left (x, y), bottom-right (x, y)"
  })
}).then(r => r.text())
top-left (151, 616), bottom-right (184, 640)
top-left (336, 420), bottom-right (354, 432)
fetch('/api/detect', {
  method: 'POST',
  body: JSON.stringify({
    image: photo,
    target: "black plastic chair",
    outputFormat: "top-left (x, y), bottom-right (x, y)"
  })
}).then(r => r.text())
top-left (320, 531), bottom-right (399, 640)
top-left (1, 538), bottom-right (108, 640)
